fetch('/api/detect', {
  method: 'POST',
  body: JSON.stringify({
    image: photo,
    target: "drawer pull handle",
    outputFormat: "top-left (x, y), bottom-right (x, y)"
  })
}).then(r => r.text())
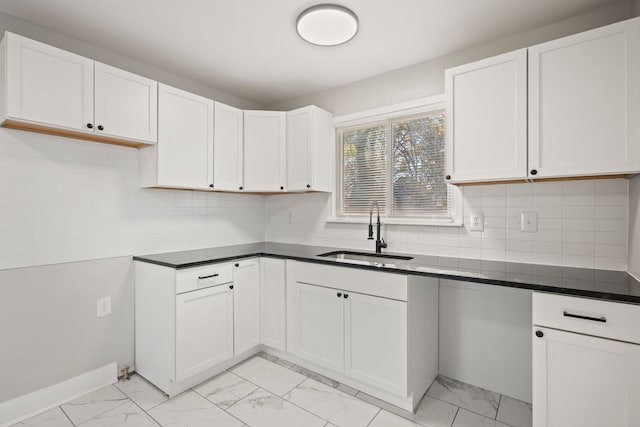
top-left (198, 273), bottom-right (219, 280)
top-left (563, 311), bottom-right (606, 323)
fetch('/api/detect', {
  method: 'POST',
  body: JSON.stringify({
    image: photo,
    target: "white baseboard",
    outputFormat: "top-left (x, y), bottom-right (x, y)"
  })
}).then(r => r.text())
top-left (0, 362), bottom-right (117, 427)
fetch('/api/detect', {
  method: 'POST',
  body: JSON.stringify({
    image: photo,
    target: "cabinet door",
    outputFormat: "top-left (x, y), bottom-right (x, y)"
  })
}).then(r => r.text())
top-left (287, 107), bottom-right (313, 191)
top-left (532, 327), bottom-right (640, 427)
top-left (157, 84), bottom-right (213, 189)
top-left (295, 282), bottom-right (344, 373)
top-left (175, 285), bottom-right (233, 382)
top-left (260, 258), bottom-right (286, 351)
top-left (5, 32), bottom-right (94, 132)
top-left (214, 102), bottom-right (244, 191)
top-left (529, 18), bottom-right (640, 177)
top-left (445, 49), bottom-right (527, 183)
top-left (94, 62), bottom-right (158, 143)
top-left (243, 110), bottom-right (286, 192)
top-left (233, 259), bottom-right (261, 354)
top-left (344, 292), bottom-right (407, 395)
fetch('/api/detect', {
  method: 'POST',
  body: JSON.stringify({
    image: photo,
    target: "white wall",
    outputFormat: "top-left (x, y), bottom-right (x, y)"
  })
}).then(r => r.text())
top-left (629, 176), bottom-right (640, 277)
top-left (268, 2), bottom-right (631, 115)
top-left (0, 12), bottom-right (262, 110)
top-left (266, 180), bottom-right (628, 270)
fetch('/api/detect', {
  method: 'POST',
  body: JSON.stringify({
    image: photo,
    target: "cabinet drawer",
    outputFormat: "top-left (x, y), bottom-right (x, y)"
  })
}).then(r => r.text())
top-left (175, 263), bottom-right (233, 294)
top-left (533, 292), bottom-right (640, 344)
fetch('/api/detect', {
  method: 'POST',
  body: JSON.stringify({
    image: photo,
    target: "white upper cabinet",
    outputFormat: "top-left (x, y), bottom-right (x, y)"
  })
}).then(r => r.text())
top-left (94, 62), bottom-right (158, 144)
top-left (213, 102), bottom-right (244, 191)
top-left (139, 84), bottom-right (213, 190)
top-left (243, 110), bottom-right (287, 192)
top-left (3, 32), bottom-right (94, 133)
top-left (445, 49), bottom-right (527, 183)
top-left (286, 106), bottom-right (334, 192)
top-left (0, 31), bottom-right (158, 147)
top-left (528, 18), bottom-right (640, 178)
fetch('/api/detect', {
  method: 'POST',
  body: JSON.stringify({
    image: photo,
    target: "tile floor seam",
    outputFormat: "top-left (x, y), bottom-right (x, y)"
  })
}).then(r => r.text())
top-left (60, 391), bottom-right (131, 426)
top-left (113, 396), bottom-right (161, 427)
top-left (59, 406), bottom-right (76, 426)
top-left (426, 391), bottom-right (503, 423)
top-left (188, 381), bottom-right (259, 427)
top-left (496, 394), bottom-right (503, 420)
top-left (364, 407), bottom-right (382, 427)
top-left (451, 406), bottom-right (460, 427)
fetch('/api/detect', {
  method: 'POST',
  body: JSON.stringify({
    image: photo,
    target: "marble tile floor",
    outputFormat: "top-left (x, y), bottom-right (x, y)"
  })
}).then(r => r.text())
top-left (11, 353), bottom-right (532, 427)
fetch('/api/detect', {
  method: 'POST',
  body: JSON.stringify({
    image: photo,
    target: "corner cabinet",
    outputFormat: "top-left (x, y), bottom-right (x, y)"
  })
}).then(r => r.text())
top-left (233, 259), bottom-right (261, 354)
top-left (286, 106), bottom-right (334, 192)
top-left (445, 49), bottom-right (527, 183)
top-left (243, 110), bottom-right (287, 192)
top-left (528, 18), bottom-right (640, 178)
top-left (532, 292), bottom-right (640, 427)
top-left (0, 31), bottom-right (158, 147)
top-left (139, 84), bottom-right (214, 190)
top-left (288, 261), bottom-right (438, 412)
top-left (213, 102), bottom-right (244, 191)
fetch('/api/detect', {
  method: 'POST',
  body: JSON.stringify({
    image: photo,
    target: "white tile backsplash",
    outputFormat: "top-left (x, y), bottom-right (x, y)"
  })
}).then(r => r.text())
top-left (265, 178), bottom-right (629, 270)
top-left (0, 129), bottom-right (265, 270)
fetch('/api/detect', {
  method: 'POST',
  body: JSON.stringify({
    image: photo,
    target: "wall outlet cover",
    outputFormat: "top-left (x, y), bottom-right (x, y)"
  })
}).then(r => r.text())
top-left (469, 212), bottom-right (484, 231)
top-left (521, 211), bottom-right (538, 233)
top-left (97, 296), bottom-right (112, 318)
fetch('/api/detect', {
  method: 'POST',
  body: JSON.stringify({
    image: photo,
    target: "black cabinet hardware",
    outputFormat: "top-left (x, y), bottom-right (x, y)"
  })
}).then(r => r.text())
top-left (234, 263), bottom-right (239, 267)
top-left (337, 292), bottom-right (342, 298)
top-left (530, 169), bottom-right (538, 175)
top-left (86, 123), bottom-right (93, 129)
top-left (563, 311), bottom-right (606, 323)
top-left (198, 273), bottom-right (219, 280)
top-left (239, 186), bottom-right (243, 190)
top-left (280, 186), bottom-right (284, 190)
top-left (535, 330), bottom-right (544, 338)
top-left (306, 184), bottom-right (311, 188)
top-left (209, 184), bottom-right (214, 188)
top-left (229, 285), bottom-right (234, 289)
top-left (97, 125), bottom-right (104, 131)
top-left (445, 175), bottom-right (451, 180)
top-left (344, 294), bottom-right (349, 299)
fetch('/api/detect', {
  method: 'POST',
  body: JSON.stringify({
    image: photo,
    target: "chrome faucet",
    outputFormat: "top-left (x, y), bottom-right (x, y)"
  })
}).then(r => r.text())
top-left (368, 201), bottom-right (387, 253)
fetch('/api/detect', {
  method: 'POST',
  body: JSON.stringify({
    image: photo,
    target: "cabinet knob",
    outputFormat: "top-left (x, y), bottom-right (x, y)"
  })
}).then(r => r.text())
top-left (234, 263), bottom-right (239, 267)
top-left (97, 125), bottom-right (104, 131)
top-left (343, 294), bottom-right (349, 299)
top-left (229, 285), bottom-right (234, 290)
top-left (209, 184), bottom-right (214, 188)
top-left (239, 186), bottom-right (243, 190)
top-left (530, 169), bottom-right (538, 176)
top-left (86, 123), bottom-right (93, 129)
top-left (535, 330), bottom-right (544, 338)
top-left (337, 292), bottom-right (342, 298)
top-left (306, 184), bottom-right (311, 189)
top-left (445, 175), bottom-right (451, 180)
top-left (280, 186), bottom-right (284, 190)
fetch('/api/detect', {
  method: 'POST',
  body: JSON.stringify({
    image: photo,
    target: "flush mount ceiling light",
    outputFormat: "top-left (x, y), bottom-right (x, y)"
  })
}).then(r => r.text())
top-left (296, 4), bottom-right (358, 46)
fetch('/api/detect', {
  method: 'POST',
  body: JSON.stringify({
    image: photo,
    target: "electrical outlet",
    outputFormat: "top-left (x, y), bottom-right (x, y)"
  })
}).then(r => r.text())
top-left (469, 212), bottom-right (484, 231)
top-left (521, 211), bottom-right (538, 232)
top-left (97, 296), bottom-right (111, 318)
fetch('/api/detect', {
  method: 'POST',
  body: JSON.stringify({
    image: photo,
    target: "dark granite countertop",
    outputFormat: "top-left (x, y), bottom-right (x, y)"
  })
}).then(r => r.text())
top-left (133, 242), bottom-right (640, 304)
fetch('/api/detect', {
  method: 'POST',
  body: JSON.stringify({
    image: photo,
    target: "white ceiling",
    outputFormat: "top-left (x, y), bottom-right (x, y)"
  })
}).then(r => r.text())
top-left (0, 0), bottom-right (623, 106)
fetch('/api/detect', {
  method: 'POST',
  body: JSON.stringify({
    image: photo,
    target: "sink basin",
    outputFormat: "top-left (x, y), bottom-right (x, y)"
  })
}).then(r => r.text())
top-left (317, 250), bottom-right (414, 264)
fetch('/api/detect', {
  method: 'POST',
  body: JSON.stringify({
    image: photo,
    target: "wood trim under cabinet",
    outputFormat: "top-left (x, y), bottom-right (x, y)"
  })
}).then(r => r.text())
top-left (2, 119), bottom-right (154, 148)
top-left (455, 174), bottom-right (635, 186)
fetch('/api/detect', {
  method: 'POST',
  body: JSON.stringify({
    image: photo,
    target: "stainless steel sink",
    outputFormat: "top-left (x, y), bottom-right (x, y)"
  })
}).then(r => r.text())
top-left (317, 250), bottom-right (413, 264)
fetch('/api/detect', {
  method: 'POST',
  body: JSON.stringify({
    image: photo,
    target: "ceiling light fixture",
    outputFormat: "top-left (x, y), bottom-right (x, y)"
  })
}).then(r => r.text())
top-left (296, 4), bottom-right (358, 46)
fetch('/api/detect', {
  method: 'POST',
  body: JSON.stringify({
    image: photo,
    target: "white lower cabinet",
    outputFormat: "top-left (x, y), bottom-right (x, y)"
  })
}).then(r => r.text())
top-left (135, 260), bottom-right (262, 396)
top-left (233, 259), bottom-right (261, 354)
top-left (289, 262), bottom-right (438, 411)
top-left (175, 284), bottom-right (233, 382)
top-left (532, 292), bottom-right (640, 427)
top-left (260, 258), bottom-right (286, 351)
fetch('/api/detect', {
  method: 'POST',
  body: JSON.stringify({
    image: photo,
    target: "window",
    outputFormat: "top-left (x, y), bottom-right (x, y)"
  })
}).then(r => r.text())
top-left (336, 100), bottom-right (456, 224)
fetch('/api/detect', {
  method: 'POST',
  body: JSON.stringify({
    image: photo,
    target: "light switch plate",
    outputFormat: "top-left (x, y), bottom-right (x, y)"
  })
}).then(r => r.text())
top-left (521, 211), bottom-right (538, 232)
top-left (97, 296), bottom-right (111, 318)
top-left (469, 212), bottom-right (484, 231)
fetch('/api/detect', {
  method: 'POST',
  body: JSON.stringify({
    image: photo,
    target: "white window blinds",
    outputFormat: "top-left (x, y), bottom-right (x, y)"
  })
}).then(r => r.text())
top-left (337, 108), bottom-right (448, 220)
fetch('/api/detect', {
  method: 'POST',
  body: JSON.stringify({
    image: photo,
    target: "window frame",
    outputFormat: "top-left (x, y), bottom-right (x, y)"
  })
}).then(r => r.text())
top-left (329, 95), bottom-right (462, 226)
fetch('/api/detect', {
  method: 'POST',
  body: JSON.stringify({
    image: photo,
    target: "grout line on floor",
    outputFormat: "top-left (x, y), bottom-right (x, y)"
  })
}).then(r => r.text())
top-left (496, 394), bottom-right (503, 420)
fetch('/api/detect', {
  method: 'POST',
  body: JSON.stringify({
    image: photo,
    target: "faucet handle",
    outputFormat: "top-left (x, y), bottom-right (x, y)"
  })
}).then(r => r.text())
top-left (367, 224), bottom-right (374, 239)
top-left (380, 238), bottom-right (388, 249)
